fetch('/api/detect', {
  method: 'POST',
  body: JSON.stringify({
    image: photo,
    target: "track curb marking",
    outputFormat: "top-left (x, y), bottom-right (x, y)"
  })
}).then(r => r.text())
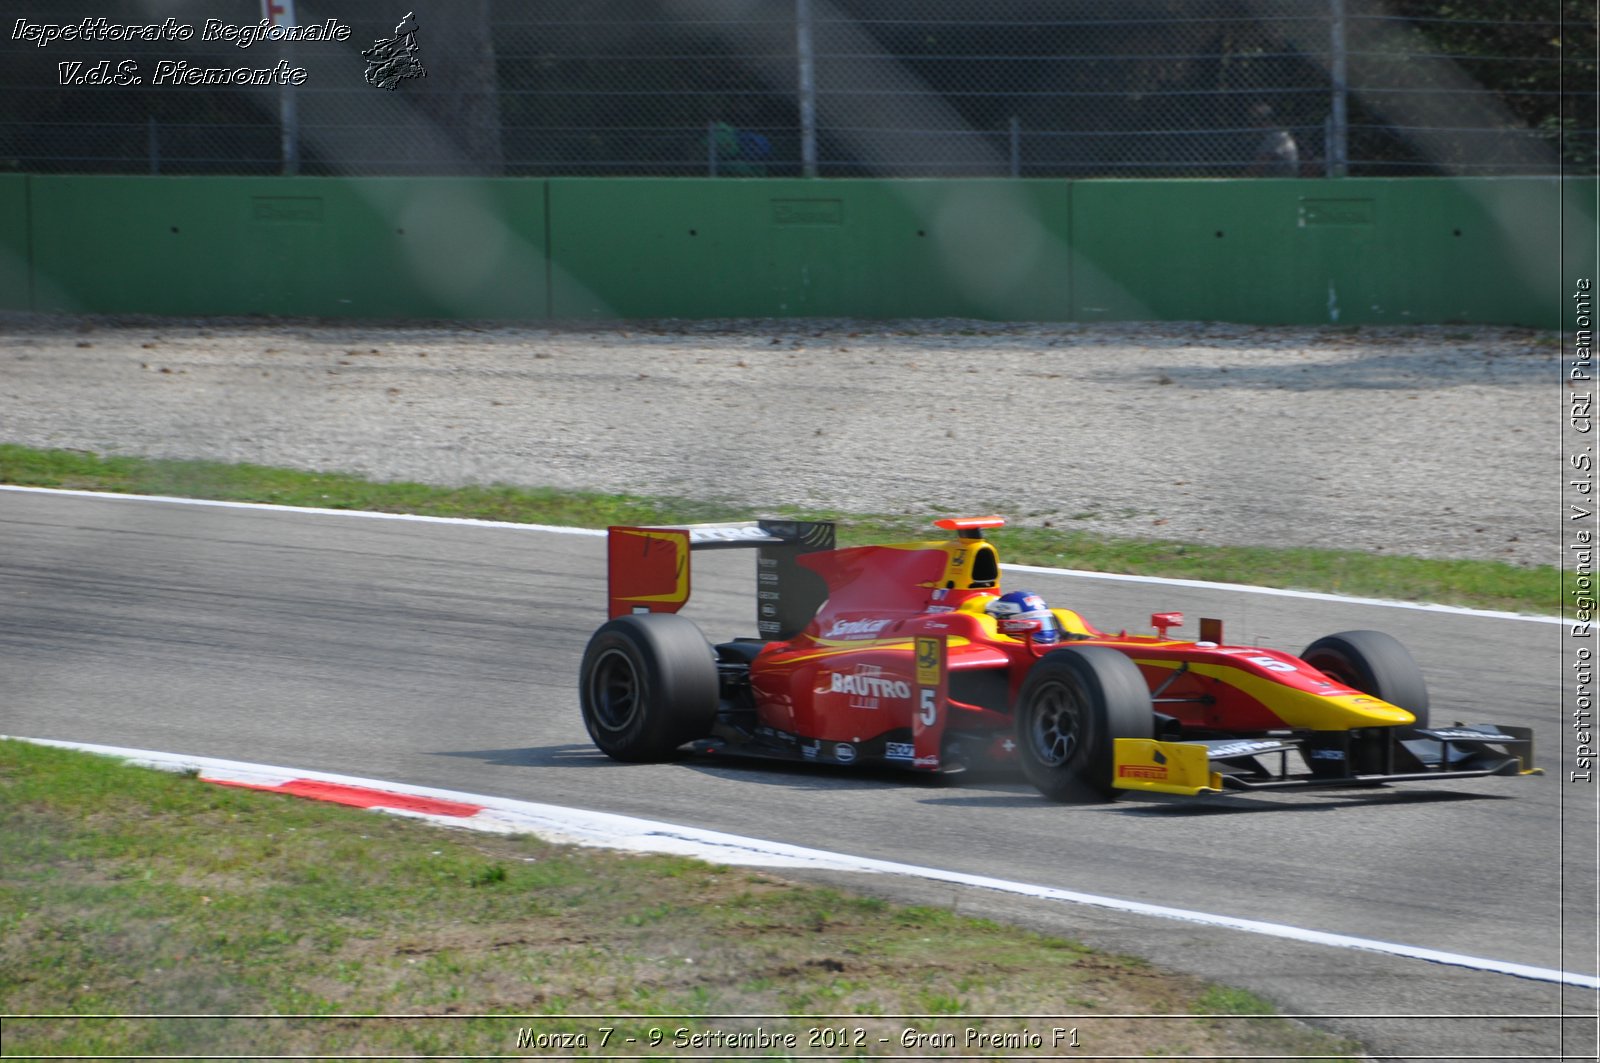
top-left (9, 736), bottom-right (1596, 992)
top-left (0, 484), bottom-right (1559, 624)
top-left (210, 777), bottom-right (488, 817)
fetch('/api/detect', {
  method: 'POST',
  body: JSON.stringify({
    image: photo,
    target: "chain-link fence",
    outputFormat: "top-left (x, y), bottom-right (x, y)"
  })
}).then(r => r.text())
top-left (1, 0), bottom-right (1592, 178)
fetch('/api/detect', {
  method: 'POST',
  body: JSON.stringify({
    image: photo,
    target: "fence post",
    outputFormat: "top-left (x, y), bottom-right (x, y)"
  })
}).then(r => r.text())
top-left (1328, 0), bottom-right (1349, 177)
top-left (264, 0), bottom-right (300, 175)
top-left (279, 71), bottom-right (300, 175)
top-left (796, 0), bottom-right (818, 177)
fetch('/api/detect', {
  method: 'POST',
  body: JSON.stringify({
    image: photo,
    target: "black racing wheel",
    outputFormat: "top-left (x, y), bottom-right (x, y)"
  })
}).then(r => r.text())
top-left (1300, 629), bottom-right (1430, 733)
top-left (579, 613), bottom-right (718, 761)
top-left (1013, 646), bottom-right (1153, 802)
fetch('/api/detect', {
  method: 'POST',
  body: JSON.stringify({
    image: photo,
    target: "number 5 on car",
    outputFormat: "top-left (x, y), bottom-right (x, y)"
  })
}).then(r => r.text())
top-left (913, 635), bottom-right (947, 770)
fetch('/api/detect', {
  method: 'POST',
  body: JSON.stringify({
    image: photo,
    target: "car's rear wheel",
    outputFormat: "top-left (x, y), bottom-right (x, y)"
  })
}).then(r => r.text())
top-left (580, 613), bottom-right (718, 761)
top-left (1013, 646), bottom-right (1153, 802)
top-left (1300, 629), bottom-right (1430, 732)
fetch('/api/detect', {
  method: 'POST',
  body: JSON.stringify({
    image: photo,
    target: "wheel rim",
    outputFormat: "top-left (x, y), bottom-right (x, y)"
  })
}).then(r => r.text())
top-left (1026, 679), bottom-right (1085, 767)
top-left (588, 647), bottom-right (643, 733)
top-left (1308, 653), bottom-right (1358, 691)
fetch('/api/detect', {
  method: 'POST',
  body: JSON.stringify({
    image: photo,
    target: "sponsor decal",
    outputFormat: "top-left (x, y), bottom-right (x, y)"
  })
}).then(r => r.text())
top-left (1119, 764), bottom-right (1168, 780)
top-left (828, 665), bottom-right (911, 710)
top-left (824, 618), bottom-right (893, 639)
top-left (834, 743), bottom-right (857, 764)
top-left (688, 523), bottom-right (772, 544)
top-left (1426, 728), bottom-right (1513, 742)
top-left (1310, 748), bottom-right (1346, 761)
top-left (885, 742), bottom-right (915, 761)
top-left (915, 637), bottom-right (942, 687)
top-left (913, 754), bottom-right (940, 768)
top-left (801, 741), bottom-right (820, 760)
top-left (1208, 740), bottom-right (1286, 759)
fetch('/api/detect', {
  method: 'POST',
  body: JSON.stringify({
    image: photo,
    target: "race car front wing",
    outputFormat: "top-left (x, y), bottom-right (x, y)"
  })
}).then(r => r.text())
top-left (1112, 725), bottom-right (1542, 796)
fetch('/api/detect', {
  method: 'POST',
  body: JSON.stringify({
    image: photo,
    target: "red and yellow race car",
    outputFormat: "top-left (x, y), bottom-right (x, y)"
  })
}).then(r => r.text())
top-left (579, 516), bottom-right (1539, 801)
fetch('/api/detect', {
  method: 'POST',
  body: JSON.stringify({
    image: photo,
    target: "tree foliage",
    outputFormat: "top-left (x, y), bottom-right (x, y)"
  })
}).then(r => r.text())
top-left (1378, 0), bottom-right (1596, 168)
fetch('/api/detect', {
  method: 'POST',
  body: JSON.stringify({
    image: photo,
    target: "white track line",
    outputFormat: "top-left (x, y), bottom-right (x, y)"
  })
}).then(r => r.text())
top-left (0, 484), bottom-right (605, 536)
top-left (1003, 561), bottom-right (1564, 625)
top-left (0, 484), bottom-right (1560, 624)
top-left (10, 737), bottom-right (1596, 992)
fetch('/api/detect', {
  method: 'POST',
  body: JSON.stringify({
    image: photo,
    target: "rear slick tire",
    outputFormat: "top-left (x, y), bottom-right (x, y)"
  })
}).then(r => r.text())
top-left (1013, 646), bottom-right (1153, 803)
top-left (579, 613), bottom-right (718, 762)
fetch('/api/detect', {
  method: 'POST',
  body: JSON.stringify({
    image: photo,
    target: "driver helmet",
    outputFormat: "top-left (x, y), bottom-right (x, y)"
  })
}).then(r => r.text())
top-left (986, 590), bottom-right (1061, 644)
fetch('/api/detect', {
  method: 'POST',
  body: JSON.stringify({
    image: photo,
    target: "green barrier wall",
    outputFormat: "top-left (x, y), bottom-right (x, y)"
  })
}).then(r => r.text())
top-left (0, 175), bottom-right (29, 312)
top-left (1070, 177), bottom-right (1568, 325)
top-left (27, 176), bottom-right (548, 318)
top-left (7, 175), bottom-right (1592, 326)
top-left (546, 178), bottom-right (1074, 320)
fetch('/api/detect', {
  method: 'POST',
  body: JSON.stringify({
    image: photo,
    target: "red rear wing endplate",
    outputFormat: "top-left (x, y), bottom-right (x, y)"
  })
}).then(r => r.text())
top-left (608, 527), bottom-right (692, 618)
top-left (607, 520), bottom-right (836, 638)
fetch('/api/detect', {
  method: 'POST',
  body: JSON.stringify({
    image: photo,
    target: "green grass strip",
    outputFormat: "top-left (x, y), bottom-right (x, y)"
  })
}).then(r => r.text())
top-left (0, 443), bottom-right (1561, 615)
top-left (0, 739), bottom-right (1362, 1060)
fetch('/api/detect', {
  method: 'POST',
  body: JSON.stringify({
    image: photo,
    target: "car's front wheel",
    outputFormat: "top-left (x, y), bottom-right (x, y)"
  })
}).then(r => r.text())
top-left (579, 613), bottom-right (718, 761)
top-left (1300, 629), bottom-right (1430, 732)
top-left (1013, 646), bottom-right (1153, 802)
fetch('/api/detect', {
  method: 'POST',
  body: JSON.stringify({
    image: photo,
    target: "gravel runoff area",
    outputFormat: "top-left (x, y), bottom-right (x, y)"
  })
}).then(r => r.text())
top-left (0, 314), bottom-right (1559, 568)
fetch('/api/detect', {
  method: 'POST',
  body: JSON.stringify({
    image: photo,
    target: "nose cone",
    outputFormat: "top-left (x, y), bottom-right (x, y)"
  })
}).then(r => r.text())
top-left (1326, 693), bottom-right (1416, 727)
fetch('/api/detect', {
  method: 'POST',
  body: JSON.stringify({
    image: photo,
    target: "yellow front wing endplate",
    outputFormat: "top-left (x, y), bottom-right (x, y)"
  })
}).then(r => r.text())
top-left (1112, 739), bottom-right (1224, 797)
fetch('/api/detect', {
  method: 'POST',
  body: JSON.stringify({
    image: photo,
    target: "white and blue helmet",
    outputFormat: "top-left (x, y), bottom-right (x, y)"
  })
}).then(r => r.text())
top-left (986, 590), bottom-right (1061, 644)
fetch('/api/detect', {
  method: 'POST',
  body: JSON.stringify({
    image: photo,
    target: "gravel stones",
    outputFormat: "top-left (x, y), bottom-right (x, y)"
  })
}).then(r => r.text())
top-left (0, 315), bottom-right (1555, 567)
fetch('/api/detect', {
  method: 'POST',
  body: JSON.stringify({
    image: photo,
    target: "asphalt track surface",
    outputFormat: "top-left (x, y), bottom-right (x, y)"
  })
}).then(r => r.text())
top-left (2, 488), bottom-right (1595, 1061)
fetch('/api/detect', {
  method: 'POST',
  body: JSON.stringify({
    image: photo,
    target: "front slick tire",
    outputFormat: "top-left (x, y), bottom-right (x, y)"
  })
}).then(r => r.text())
top-left (1300, 629), bottom-right (1430, 732)
top-left (579, 613), bottom-right (718, 762)
top-left (1014, 646), bottom-right (1152, 803)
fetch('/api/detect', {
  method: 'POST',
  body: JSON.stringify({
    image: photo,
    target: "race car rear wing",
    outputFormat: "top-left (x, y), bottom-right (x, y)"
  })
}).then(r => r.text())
top-left (607, 519), bottom-right (837, 639)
